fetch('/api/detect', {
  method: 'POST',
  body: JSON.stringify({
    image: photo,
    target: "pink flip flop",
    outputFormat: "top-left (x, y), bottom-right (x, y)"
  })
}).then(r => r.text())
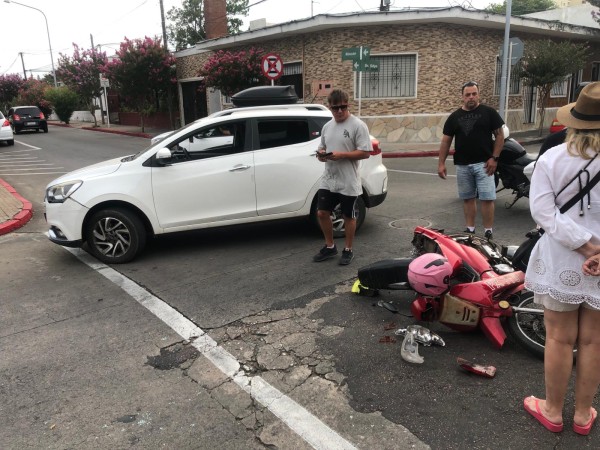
top-left (573, 408), bottom-right (597, 436)
top-left (523, 396), bottom-right (564, 433)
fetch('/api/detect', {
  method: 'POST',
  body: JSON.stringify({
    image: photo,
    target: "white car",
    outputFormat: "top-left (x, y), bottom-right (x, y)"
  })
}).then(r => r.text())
top-left (44, 103), bottom-right (388, 263)
top-left (0, 111), bottom-right (15, 146)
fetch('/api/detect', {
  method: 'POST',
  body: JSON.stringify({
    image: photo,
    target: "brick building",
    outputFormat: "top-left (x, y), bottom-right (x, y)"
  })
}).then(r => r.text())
top-left (174, 6), bottom-right (600, 144)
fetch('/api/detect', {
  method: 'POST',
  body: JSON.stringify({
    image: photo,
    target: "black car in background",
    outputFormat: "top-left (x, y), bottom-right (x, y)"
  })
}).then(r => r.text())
top-left (7, 106), bottom-right (48, 133)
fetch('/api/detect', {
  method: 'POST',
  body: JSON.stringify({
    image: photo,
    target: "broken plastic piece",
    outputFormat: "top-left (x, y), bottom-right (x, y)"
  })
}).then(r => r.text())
top-left (457, 357), bottom-right (496, 378)
top-left (394, 325), bottom-right (445, 347)
top-left (377, 300), bottom-right (399, 313)
top-left (401, 330), bottom-right (424, 364)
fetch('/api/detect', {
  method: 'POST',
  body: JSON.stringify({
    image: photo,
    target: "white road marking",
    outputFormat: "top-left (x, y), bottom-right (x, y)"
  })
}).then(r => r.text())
top-left (66, 247), bottom-right (357, 450)
top-left (12, 141), bottom-right (41, 149)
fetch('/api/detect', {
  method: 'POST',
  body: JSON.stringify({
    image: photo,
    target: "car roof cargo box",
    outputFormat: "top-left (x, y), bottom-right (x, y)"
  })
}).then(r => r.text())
top-left (231, 85), bottom-right (299, 107)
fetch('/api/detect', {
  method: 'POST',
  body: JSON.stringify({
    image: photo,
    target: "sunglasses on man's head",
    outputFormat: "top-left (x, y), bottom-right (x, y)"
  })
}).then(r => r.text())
top-left (330, 104), bottom-right (348, 111)
top-left (462, 81), bottom-right (478, 89)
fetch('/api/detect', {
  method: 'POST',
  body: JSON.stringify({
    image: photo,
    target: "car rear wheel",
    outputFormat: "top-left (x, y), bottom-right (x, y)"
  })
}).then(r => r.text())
top-left (7, 140), bottom-right (14, 146)
top-left (84, 208), bottom-right (146, 264)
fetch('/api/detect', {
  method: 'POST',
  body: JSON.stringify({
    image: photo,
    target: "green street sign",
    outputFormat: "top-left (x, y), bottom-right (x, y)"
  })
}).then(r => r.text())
top-left (342, 46), bottom-right (370, 61)
top-left (352, 60), bottom-right (379, 72)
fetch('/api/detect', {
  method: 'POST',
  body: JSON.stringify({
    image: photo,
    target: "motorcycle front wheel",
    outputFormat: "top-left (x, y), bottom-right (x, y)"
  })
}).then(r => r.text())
top-left (506, 291), bottom-right (547, 359)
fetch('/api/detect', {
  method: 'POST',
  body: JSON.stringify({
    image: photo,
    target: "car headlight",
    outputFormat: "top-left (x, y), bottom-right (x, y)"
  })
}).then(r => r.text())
top-left (46, 181), bottom-right (83, 203)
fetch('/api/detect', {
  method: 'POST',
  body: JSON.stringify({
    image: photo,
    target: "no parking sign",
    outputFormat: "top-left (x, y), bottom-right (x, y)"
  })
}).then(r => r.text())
top-left (261, 53), bottom-right (283, 81)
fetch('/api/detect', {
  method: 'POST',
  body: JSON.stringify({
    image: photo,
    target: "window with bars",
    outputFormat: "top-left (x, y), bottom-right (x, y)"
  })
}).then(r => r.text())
top-left (493, 58), bottom-right (522, 95)
top-left (354, 54), bottom-right (417, 98)
top-left (550, 77), bottom-right (570, 98)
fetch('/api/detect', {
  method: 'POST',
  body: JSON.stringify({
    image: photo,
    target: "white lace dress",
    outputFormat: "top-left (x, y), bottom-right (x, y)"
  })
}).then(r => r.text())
top-left (524, 143), bottom-right (600, 309)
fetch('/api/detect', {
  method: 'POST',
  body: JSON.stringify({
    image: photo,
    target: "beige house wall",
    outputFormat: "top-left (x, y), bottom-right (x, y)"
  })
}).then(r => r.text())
top-left (176, 22), bottom-right (600, 143)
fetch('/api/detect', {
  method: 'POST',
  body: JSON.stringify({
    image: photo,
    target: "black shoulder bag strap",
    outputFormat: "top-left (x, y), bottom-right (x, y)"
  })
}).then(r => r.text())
top-left (559, 170), bottom-right (600, 214)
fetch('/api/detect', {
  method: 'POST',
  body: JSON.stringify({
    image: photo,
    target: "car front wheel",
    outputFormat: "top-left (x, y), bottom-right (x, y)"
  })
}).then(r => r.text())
top-left (311, 195), bottom-right (366, 238)
top-left (84, 208), bottom-right (146, 264)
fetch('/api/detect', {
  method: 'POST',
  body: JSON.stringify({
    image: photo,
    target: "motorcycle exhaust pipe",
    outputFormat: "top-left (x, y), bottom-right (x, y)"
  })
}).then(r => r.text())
top-left (511, 306), bottom-right (544, 315)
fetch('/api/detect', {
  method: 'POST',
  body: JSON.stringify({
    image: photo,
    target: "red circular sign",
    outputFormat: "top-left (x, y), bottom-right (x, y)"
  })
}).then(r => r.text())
top-left (261, 53), bottom-right (283, 80)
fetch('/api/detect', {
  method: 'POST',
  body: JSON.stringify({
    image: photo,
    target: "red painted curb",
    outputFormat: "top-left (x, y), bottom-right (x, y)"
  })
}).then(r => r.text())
top-left (80, 126), bottom-right (152, 139)
top-left (0, 179), bottom-right (33, 235)
top-left (48, 122), bottom-right (151, 139)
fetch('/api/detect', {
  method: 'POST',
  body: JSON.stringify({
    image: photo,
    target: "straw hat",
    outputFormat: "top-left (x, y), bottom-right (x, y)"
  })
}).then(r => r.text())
top-left (556, 82), bottom-right (600, 130)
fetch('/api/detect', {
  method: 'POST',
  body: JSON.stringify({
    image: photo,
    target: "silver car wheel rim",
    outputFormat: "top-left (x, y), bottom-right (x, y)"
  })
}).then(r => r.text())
top-left (92, 217), bottom-right (131, 258)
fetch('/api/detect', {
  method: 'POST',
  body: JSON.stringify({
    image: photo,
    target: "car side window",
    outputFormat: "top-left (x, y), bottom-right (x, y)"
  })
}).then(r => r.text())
top-left (167, 120), bottom-right (246, 162)
top-left (257, 119), bottom-right (311, 150)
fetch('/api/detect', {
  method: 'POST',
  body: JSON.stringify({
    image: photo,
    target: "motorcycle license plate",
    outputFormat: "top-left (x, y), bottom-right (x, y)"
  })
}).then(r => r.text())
top-left (26, 121), bottom-right (36, 126)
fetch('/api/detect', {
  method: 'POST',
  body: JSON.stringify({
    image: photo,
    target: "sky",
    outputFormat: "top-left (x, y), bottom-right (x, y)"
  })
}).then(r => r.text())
top-left (0, 0), bottom-right (492, 79)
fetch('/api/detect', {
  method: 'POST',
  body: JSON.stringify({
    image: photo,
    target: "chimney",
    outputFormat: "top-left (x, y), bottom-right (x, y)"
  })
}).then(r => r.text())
top-left (204, 0), bottom-right (228, 39)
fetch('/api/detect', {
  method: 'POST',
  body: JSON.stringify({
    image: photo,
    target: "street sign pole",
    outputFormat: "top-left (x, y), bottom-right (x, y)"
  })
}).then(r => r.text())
top-left (358, 46), bottom-right (364, 118)
top-left (504, 43), bottom-right (513, 117)
top-left (498, 0), bottom-right (512, 121)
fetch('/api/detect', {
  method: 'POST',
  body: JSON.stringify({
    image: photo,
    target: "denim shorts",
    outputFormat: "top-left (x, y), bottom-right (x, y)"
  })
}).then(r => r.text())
top-left (456, 163), bottom-right (496, 201)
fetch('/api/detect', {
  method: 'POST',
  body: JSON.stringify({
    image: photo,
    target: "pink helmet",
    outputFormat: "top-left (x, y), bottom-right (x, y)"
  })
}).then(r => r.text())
top-left (408, 253), bottom-right (452, 296)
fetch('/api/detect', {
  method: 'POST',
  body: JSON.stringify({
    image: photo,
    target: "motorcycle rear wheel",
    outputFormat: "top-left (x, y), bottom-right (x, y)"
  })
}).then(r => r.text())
top-left (507, 291), bottom-right (547, 359)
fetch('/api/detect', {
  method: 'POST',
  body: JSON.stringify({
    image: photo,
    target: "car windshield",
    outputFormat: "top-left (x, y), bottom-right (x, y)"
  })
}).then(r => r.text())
top-left (125, 119), bottom-right (212, 161)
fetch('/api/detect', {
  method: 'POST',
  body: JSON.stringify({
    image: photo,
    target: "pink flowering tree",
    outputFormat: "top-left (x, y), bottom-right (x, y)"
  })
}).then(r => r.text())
top-left (14, 78), bottom-right (53, 117)
top-left (56, 44), bottom-right (108, 127)
top-left (0, 74), bottom-right (25, 112)
top-left (103, 37), bottom-right (176, 132)
top-left (200, 48), bottom-right (266, 97)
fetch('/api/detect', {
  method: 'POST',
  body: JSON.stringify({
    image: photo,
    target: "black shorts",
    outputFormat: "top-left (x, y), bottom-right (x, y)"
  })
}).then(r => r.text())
top-left (317, 189), bottom-right (358, 218)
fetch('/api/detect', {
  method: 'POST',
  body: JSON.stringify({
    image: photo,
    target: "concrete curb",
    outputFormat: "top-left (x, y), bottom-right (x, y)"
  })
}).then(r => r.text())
top-left (0, 179), bottom-right (33, 236)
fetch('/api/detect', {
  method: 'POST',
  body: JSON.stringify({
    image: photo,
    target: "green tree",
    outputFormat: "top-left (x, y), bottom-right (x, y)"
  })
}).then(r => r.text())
top-left (14, 78), bottom-right (52, 117)
top-left (167, 0), bottom-right (249, 50)
top-left (103, 37), bottom-right (176, 132)
top-left (486, 0), bottom-right (555, 15)
top-left (519, 40), bottom-right (588, 135)
top-left (45, 87), bottom-right (79, 124)
top-left (0, 74), bottom-right (25, 112)
top-left (56, 44), bottom-right (109, 127)
top-left (199, 47), bottom-right (266, 97)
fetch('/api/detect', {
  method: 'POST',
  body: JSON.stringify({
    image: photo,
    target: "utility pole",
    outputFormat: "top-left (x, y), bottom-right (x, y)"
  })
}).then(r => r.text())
top-left (90, 34), bottom-right (105, 125)
top-left (159, 0), bottom-right (175, 129)
top-left (19, 52), bottom-right (26, 79)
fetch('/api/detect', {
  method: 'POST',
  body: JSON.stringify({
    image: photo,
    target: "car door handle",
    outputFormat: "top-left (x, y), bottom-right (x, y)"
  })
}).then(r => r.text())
top-left (229, 164), bottom-right (251, 172)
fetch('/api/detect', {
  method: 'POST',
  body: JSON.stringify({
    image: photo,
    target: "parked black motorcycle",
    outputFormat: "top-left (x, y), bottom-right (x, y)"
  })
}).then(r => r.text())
top-left (495, 128), bottom-right (536, 208)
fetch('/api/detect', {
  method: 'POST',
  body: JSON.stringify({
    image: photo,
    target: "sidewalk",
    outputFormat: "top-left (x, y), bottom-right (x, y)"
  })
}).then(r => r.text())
top-left (0, 120), bottom-right (550, 236)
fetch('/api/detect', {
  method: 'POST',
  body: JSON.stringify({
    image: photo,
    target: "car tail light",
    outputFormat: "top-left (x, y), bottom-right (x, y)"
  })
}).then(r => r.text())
top-left (370, 138), bottom-right (381, 156)
top-left (40, 112), bottom-right (45, 119)
top-left (2, 119), bottom-right (9, 127)
top-left (13, 114), bottom-right (21, 121)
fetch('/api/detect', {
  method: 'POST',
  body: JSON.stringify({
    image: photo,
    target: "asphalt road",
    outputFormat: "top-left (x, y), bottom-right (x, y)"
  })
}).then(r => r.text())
top-left (1, 130), bottom-right (597, 449)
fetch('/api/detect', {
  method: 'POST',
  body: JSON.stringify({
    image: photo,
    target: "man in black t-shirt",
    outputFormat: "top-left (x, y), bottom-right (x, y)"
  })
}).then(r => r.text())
top-left (438, 81), bottom-right (504, 239)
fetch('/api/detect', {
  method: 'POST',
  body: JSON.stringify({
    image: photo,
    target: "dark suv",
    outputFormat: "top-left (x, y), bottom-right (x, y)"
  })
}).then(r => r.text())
top-left (7, 106), bottom-right (48, 133)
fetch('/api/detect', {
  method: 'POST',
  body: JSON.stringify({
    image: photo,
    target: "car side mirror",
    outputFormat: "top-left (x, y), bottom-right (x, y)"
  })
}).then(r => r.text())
top-left (155, 148), bottom-right (172, 165)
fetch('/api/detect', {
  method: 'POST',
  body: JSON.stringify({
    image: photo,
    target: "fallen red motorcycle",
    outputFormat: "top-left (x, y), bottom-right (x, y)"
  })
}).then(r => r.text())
top-left (354, 226), bottom-right (547, 358)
